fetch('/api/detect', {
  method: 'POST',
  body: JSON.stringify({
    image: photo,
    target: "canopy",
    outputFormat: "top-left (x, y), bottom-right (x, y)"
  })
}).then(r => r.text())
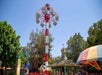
top-left (77, 45), bottom-right (102, 70)
top-left (49, 60), bottom-right (79, 67)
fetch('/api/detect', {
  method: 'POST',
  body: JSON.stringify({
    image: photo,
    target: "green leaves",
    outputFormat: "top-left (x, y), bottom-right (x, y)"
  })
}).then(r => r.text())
top-left (0, 21), bottom-right (20, 67)
top-left (87, 19), bottom-right (102, 47)
top-left (0, 46), bottom-right (3, 54)
top-left (66, 33), bottom-right (86, 62)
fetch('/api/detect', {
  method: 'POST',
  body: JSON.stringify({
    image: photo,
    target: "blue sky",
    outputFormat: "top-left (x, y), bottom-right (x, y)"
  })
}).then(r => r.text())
top-left (0, 0), bottom-right (102, 57)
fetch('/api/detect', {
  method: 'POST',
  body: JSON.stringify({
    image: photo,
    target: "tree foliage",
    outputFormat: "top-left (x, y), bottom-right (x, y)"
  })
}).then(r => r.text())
top-left (66, 33), bottom-right (86, 62)
top-left (87, 19), bottom-right (102, 47)
top-left (19, 47), bottom-right (27, 66)
top-left (0, 21), bottom-right (20, 67)
top-left (29, 30), bottom-right (44, 71)
top-left (28, 29), bottom-right (53, 71)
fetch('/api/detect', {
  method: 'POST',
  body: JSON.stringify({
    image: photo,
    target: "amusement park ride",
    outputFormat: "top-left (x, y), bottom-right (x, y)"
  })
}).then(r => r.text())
top-left (36, 4), bottom-right (59, 75)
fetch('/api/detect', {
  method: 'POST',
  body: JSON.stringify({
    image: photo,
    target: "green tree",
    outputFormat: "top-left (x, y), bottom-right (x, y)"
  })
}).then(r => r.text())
top-left (66, 33), bottom-right (86, 62)
top-left (19, 47), bottom-right (27, 66)
top-left (29, 29), bottom-right (53, 71)
top-left (0, 21), bottom-right (20, 67)
top-left (87, 19), bottom-right (102, 47)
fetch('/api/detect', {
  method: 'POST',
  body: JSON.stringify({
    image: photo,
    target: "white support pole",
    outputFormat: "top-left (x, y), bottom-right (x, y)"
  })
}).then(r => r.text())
top-left (45, 22), bottom-right (49, 74)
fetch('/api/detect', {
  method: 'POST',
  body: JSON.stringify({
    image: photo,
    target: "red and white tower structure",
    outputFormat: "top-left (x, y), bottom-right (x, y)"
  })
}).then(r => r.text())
top-left (36, 4), bottom-right (59, 75)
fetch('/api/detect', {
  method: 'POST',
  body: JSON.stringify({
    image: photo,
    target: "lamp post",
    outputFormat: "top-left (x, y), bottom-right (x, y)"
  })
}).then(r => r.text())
top-left (36, 4), bottom-right (59, 75)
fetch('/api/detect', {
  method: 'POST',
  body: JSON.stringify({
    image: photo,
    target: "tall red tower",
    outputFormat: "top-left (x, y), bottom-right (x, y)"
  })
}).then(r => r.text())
top-left (36, 4), bottom-right (59, 75)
